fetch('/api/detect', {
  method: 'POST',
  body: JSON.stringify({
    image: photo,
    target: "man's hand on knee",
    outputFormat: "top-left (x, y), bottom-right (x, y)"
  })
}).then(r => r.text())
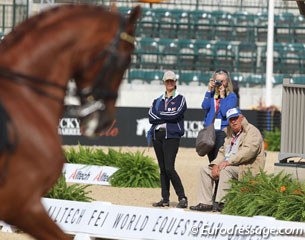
top-left (218, 161), bottom-right (230, 170)
top-left (211, 165), bottom-right (220, 180)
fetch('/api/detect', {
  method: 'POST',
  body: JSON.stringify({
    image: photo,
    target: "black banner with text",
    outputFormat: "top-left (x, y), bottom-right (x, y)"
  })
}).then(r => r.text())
top-left (59, 107), bottom-right (278, 147)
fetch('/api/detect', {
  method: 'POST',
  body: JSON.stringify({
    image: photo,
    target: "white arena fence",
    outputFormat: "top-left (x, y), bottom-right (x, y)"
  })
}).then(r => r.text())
top-left (1, 198), bottom-right (305, 240)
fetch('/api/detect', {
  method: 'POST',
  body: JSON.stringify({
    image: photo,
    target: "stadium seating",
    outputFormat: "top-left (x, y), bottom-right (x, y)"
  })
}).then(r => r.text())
top-left (294, 15), bottom-right (305, 43)
top-left (236, 43), bottom-right (258, 73)
top-left (178, 39), bottom-right (197, 70)
top-left (255, 12), bottom-right (268, 43)
top-left (158, 38), bottom-right (179, 70)
top-left (260, 43), bottom-right (282, 74)
top-left (191, 10), bottom-right (214, 40)
top-left (211, 10), bottom-right (235, 41)
top-left (155, 8), bottom-right (177, 39)
top-left (291, 75), bottom-right (305, 84)
top-left (233, 11), bottom-right (256, 42)
top-left (128, 69), bottom-right (146, 83)
top-left (178, 71), bottom-right (211, 85)
top-left (128, 69), bottom-right (164, 84)
top-left (136, 38), bottom-right (160, 69)
top-left (213, 41), bottom-right (235, 72)
top-left (263, 43), bottom-right (305, 74)
top-left (280, 43), bottom-right (305, 74)
top-left (119, 6), bottom-right (305, 86)
top-left (230, 72), bottom-right (247, 87)
top-left (175, 9), bottom-right (192, 39)
top-left (136, 8), bottom-right (158, 38)
top-left (246, 74), bottom-right (265, 86)
top-left (274, 12), bottom-right (295, 43)
top-left (273, 74), bottom-right (290, 86)
top-left (195, 40), bottom-right (215, 72)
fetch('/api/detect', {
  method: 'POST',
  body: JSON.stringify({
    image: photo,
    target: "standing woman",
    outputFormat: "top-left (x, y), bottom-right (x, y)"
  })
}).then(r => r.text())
top-left (148, 70), bottom-right (188, 208)
top-left (202, 69), bottom-right (238, 163)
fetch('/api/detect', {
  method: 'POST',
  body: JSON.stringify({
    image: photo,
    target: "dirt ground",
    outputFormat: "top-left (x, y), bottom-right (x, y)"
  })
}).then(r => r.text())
top-left (0, 146), bottom-right (279, 239)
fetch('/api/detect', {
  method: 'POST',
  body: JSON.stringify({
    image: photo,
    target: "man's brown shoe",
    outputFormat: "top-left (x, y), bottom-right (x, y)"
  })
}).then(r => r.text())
top-left (189, 203), bottom-right (213, 212)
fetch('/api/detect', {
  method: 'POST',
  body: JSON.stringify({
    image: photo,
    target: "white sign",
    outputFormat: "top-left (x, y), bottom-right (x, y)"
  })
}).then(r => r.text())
top-left (63, 163), bottom-right (118, 186)
top-left (41, 198), bottom-right (305, 240)
top-left (58, 118), bottom-right (81, 136)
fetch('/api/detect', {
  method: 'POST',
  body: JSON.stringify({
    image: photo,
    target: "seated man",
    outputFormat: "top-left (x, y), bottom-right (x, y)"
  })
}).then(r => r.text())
top-left (190, 108), bottom-right (266, 212)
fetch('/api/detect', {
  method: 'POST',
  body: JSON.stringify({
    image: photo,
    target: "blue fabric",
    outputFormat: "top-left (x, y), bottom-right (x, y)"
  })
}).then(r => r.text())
top-left (146, 95), bottom-right (163, 146)
top-left (148, 92), bottom-right (187, 141)
top-left (201, 91), bottom-right (237, 130)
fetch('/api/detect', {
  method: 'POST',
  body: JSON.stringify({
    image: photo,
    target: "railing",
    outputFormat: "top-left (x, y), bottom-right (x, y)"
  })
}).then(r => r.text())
top-left (279, 78), bottom-right (305, 162)
top-left (31, 0), bottom-right (299, 14)
top-left (0, 0), bottom-right (29, 34)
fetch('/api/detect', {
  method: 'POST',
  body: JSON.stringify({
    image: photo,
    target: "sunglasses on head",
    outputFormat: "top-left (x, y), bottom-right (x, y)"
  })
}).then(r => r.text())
top-left (215, 69), bottom-right (229, 74)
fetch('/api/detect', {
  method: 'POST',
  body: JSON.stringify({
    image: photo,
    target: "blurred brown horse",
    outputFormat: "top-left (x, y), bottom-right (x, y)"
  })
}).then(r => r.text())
top-left (0, 4), bottom-right (140, 240)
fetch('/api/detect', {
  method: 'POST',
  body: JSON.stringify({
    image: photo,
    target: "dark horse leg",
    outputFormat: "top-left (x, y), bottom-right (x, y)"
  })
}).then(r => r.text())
top-left (9, 199), bottom-right (71, 240)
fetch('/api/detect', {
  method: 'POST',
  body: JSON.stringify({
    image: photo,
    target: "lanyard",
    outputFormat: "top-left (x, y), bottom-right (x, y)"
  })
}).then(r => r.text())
top-left (215, 98), bottom-right (220, 113)
top-left (231, 130), bottom-right (242, 147)
top-left (225, 129), bottom-right (242, 161)
top-left (165, 97), bottom-right (171, 110)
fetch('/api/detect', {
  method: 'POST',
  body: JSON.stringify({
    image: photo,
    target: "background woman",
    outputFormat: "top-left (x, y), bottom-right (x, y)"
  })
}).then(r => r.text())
top-left (148, 70), bottom-right (188, 208)
top-left (202, 69), bottom-right (238, 163)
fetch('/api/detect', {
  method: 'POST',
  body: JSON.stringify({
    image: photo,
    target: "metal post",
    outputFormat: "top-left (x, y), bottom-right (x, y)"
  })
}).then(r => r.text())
top-left (13, 0), bottom-right (16, 28)
top-left (266, 0), bottom-right (274, 107)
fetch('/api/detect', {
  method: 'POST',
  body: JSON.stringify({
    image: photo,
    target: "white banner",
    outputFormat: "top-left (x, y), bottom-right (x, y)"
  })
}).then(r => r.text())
top-left (42, 198), bottom-right (305, 240)
top-left (63, 163), bottom-right (118, 186)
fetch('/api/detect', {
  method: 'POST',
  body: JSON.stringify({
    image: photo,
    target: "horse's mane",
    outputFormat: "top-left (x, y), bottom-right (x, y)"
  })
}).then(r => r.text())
top-left (0, 4), bottom-right (110, 52)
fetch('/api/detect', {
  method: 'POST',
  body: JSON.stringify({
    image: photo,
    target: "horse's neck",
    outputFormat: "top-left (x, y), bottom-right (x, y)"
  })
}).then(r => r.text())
top-left (0, 31), bottom-right (79, 123)
top-left (4, 35), bottom-right (74, 86)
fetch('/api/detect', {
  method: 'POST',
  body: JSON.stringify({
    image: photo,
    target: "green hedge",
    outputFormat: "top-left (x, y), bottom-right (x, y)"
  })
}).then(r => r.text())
top-left (45, 175), bottom-right (93, 202)
top-left (263, 128), bottom-right (281, 151)
top-left (45, 146), bottom-right (160, 201)
top-left (64, 146), bottom-right (160, 188)
top-left (222, 171), bottom-right (305, 222)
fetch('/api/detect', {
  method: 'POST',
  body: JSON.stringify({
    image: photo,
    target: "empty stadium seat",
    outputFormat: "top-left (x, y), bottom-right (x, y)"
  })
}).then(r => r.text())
top-left (128, 69), bottom-right (146, 83)
top-left (274, 12), bottom-right (295, 43)
top-left (179, 71), bottom-right (201, 85)
top-left (178, 39), bottom-right (197, 70)
top-left (230, 72), bottom-right (247, 87)
top-left (233, 11), bottom-right (256, 42)
top-left (198, 72), bottom-right (213, 85)
top-left (136, 38), bottom-right (161, 69)
top-left (137, 9), bottom-right (158, 38)
top-left (159, 38), bottom-right (179, 70)
top-left (195, 40), bottom-right (215, 71)
top-left (246, 74), bottom-right (265, 86)
top-left (144, 70), bottom-right (164, 84)
top-left (179, 71), bottom-right (211, 85)
top-left (294, 15), bottom-right (305, 43)
top-left (236, 43), bottom-right (258, 73)
top-left (281, 43), bottom-right (305, 74)
top-left (260, 43), bottom-right (282, 74)
top-left (128, 70), bottom-right (163, 84)
top-left (255, 12), bottom-right (268, 42)
top-left (175, 9), bottom-right (192, 39)
top-left (155, 8), bottom-right (177, 39)
top-left (213, 41), bottom-right (235, 72)
top-left (273, 74), bottom-right (290, 86)
top-left (291, 75), bottom-right (305, 84)
top-left (190, 10), bottom-right (213, 40)
top-left (211, 10), bottom-right (235, 41)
